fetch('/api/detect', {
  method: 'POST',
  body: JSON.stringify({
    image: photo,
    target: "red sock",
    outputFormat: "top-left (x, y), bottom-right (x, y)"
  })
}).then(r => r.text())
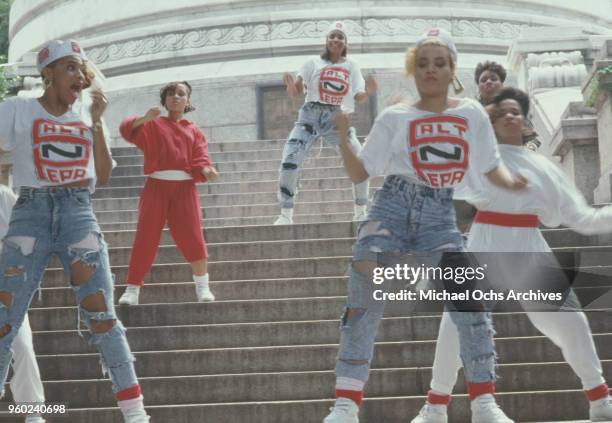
top-left (468, 382), bottom-right (495, 401)
top-left (336, 389), bottom-right (363, 406)
top-left (585, 384), bottom-right (609, 401)
top-left (427, 390), bottom-right (451, 405)
top-left (116, 385), bottom-right (142, 401)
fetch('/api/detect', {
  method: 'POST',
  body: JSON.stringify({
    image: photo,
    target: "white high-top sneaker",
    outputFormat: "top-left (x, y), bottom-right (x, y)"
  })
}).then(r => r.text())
top-left (471, 395), bottom-right (514, 423)
top-left (25, 416), bottom-right (46, 423)
top-left (273, 208), bottom-right (294, 225)
top-left (118, 285), bottom-right (140, 305)
top-left (411, 403), bottom-right (448, 423)
top-left (590, 396), bottom-right (612, 421)
top-left (122, 407), bottom-right (150, 423)
top-left (195, 282), bottom-right (215, 302)
top-left (322, 397), bottom-right (359, 423)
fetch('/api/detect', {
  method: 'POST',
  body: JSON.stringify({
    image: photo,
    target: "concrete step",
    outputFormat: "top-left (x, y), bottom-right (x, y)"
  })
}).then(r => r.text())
top-left (111, 139), bottom-right (287, 157)
top-left (0, 391), bottom-right (593, 423)
top-left (91, 187), bottom-right (377, 211)
top-left (111, 156), bottom-right (344, 176)
top-left (103, 221), bottom-right (359, 247)
top-left (29, 311), bottom-right (612, 355)
top-left (20, 359), bottom-right (611, 406)
top-left (94, 176), bottom-right (384, 199)
top-left (104, 166), bottom-right (352, 187)
top-left (112, 146), bottom-right (341, 166)
top-left (98, 210), bottom-right (357, 230)
top-left (93, 199), bottom-right (360, 222)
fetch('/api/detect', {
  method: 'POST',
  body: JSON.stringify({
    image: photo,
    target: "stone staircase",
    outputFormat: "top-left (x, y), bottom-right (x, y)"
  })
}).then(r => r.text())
top-left (1, 138), bottom-right (611, 422)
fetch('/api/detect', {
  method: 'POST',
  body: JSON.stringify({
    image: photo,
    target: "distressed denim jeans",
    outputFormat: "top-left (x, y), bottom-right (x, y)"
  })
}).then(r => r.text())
top-left (277, 102), bottom-right (369, 209)
top-left (335, 175), bottom-right (496, 384)
top-left (0, 187), bottom-right (138, 395)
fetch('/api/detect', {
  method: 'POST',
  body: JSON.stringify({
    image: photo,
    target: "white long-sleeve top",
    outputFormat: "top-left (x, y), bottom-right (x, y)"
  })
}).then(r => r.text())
top-left (455, 144), bottom-right (612, 252)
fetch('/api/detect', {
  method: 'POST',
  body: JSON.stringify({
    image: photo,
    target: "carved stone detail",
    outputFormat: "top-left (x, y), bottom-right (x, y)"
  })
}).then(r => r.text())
top-left (526, 51), bottom-right (588, 90)
top-left (87, 18), bottom-right (534, 65)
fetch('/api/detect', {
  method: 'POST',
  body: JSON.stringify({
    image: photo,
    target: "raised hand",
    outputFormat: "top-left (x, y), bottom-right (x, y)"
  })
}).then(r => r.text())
top-left (90, 90), bottom-right (109, 122)
top-left (144, 107), bottom-right (162, 121)
top-left (365, 74), bottom-right (378, 96)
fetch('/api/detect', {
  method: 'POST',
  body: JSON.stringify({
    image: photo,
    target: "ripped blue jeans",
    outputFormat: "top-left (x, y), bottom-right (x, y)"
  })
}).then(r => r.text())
top-left (278, 102), bottom-right (369, 209)
top-left (335, 175), bottom-right (496, 384)
top-left (0, 187), bottom-right (138, 395)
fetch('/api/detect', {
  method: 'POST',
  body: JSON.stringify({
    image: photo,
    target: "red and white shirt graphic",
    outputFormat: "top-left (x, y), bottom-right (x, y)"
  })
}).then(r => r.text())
top-left (409, 115), bottom-right (469, 188)
top-left (298, 57), bottom-right (365, 112)
top-left (360, 98), bottom-right (500, 189)
top-left (318, 66), bottom-right (350, 106)
top-left (0, 97), bottom-right (101, 192)
top-left (32, 119), bottom-right (92, 184)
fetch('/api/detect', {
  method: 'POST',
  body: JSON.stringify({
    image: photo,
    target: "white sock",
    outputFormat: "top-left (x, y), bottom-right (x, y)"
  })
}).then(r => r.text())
top-left (118, 395), bottom-right (145, 414)
top-left (125, 285), bottom-right (140, 294)
top-left (280, 208), bottom-right (294, 219)
top-left (194, 273), bottom-right (209, 287)
top-left (336, 376), bottom-right (365, 391)
top-left (472, 393), bottom-right (495, 406)
top-left (354, 204), bottom-right (367, 214)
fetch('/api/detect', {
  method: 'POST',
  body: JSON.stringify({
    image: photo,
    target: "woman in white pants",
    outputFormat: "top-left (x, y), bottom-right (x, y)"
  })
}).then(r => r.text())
top-left (412, 87), bottom-right (612, 422)
top-left (0, 185), bottom-right (45, 423)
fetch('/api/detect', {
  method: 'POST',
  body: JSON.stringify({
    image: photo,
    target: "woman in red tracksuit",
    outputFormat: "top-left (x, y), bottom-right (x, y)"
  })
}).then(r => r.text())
top-left (117, 81), bottom-right (218, 305)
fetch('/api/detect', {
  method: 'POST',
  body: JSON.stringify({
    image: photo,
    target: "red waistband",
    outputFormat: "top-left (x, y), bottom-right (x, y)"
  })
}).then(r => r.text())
top-left (474, 210), bottom-right (539, 228)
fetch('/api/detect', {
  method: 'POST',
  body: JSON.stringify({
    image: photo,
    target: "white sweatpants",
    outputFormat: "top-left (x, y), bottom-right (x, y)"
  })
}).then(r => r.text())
top-left (9, 314), bottom-right (45, 404)
top-left (430, 310), bottom-right (606, 395)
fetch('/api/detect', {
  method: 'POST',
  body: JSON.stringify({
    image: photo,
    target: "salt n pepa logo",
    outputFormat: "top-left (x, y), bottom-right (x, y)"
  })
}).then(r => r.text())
top-left (32, 119), bottom-right (92, 184)
top-left (318, 66), bottom-right (350, 105)
top-left (408, 115), bottom-right (469, 188)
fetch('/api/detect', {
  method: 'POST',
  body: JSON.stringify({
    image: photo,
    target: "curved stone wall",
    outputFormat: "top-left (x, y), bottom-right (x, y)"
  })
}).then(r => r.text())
top-left (8, 1), bottom-right (612, 142)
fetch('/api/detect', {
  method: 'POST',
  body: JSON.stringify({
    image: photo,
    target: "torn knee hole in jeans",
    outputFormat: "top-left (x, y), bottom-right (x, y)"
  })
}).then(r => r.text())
top-left (80, 292), bottom-right (115, 333)
top-left (4, 236), bottom-right (35, 257)
top-left (69, 233), bottom-right (103, 286)
top-left (341, 307), bottom-right (367, 327)
top-left (357, 221), bottom-right (391, 253)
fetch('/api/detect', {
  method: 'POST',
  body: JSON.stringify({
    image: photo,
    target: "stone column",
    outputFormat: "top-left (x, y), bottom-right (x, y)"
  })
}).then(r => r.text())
top-left (550, 102), bottom-right (599, 203)
top-left (583, 39), bottom-right (612, 203)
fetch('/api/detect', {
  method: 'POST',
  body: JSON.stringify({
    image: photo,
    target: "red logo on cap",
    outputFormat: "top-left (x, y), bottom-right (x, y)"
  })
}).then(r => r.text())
top-left (37, 47), bottom-right (50, 65)
top-left (336, 22), bottom-right (342, 28)
top-left (71, 42), bottom-right (81, 53)
top-left (428, 29), bottom-right (440, 36)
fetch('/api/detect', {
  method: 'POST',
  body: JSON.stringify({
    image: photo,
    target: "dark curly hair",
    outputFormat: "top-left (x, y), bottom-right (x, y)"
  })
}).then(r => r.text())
top-left (492, 87), bottom-right (530, 116)
top-left (474, 61), bottom-right (507, 84)
top-left (160, 81), bottom-right (195, 113)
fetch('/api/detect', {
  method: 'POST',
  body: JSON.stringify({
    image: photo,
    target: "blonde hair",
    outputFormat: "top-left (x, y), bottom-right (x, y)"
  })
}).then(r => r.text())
top-left (404, 41), bottom-right (463, 94)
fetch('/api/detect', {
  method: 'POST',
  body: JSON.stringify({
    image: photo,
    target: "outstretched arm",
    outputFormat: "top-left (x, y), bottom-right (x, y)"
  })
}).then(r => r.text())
top-left (334, 113), bottom-right (369, 184)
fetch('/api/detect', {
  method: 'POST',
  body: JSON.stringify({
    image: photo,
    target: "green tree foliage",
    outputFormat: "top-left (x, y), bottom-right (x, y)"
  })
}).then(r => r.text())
top-left (0, 0), bottom-right (10, 60)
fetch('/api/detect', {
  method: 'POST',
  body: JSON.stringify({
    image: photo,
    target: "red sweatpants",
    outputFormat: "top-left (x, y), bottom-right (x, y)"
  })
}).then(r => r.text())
top-left (126, 178), bottom-right (208, 286)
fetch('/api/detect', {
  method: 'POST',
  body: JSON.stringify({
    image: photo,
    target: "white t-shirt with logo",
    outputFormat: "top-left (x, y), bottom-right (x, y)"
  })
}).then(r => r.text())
top-left (298, 57), bottom-right (366, 113)
top-left (360, 98), bottom-right (500, 189)
top-left (0, 97), bottom-right (101, 192)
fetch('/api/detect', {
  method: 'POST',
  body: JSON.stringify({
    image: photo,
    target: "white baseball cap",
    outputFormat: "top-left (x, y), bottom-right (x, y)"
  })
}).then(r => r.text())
top-left (327, 21), bottom-right (347, 41)
top-left (415, 28), bottom-right (458, 62)
top-left (37, 39), bottom-right (88, 72)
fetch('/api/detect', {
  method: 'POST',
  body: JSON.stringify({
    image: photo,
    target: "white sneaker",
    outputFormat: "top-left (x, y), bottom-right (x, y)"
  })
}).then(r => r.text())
top-left (323, 397), bottom-right (359, 422)
top-left (122, 406), bottom-right (150, 423)
top-left (25, 416), bottom-right (46, 423)
top-left (591, 396), bottom-right (612, 421)
top-left (411, 403), bottom-right (448, 423)
top-left (196, 283), bottom-right (215, 302)
top-left (118, 285), bottom-right (140, 305)
top-left (471, 395), bottom-right (514, 423)
top-left (352, 205), bottom-right (367, 222)
top-left (273, 214), bottom-right (293, 225)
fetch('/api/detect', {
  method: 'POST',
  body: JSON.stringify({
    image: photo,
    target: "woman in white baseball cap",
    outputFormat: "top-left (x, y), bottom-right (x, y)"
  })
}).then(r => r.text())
top-left (274, 21), bottom-right (377, 225)
top-left (0, 39), bottom-right (149, 422)
top-left (323, 28), bottom-right (523, 423)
